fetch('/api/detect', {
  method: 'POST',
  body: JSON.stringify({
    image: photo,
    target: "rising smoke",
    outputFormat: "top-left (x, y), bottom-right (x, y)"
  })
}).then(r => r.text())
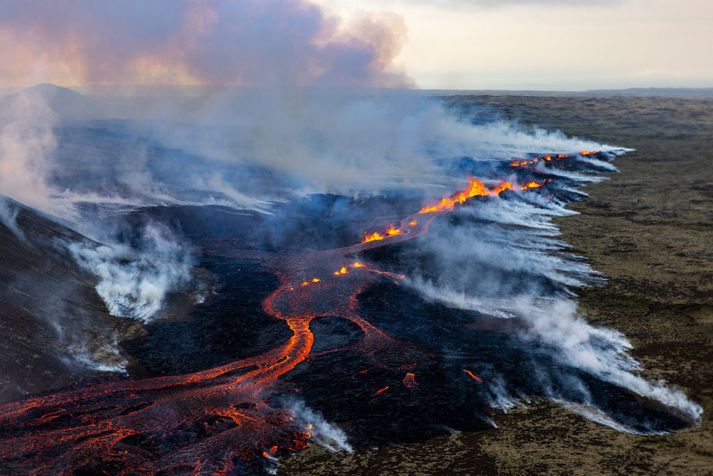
top-left (284, 398), bottom-right (353, 453)
top-left (0, 198), bottom-right (24, 241)
top-left (0, 87), bottom-right (61, 218)
top-left (68, 222), bottom-right (193, 323)
top-left (403, 172), bottom-right (703, 433)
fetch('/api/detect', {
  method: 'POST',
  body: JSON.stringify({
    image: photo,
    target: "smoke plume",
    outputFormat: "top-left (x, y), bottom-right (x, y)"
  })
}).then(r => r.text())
top-left (0, 0), bottom-right (409, 88)
top-left (285, 399), bottom-right (353, 453)
top-left (69, 223), bottom-right (193, 323)
top-left (0, 87), bottom-right (61, 217)
top-left (402, 164), bottom-right (703, 433)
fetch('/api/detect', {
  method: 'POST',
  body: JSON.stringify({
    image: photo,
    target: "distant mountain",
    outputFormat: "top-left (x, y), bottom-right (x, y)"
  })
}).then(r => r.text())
top-left (432, 87), bottom-right (713, 98)
top-left (584, 87), bottom-right (713, 97)
top-left (0, 83), bottom-right (100, 119)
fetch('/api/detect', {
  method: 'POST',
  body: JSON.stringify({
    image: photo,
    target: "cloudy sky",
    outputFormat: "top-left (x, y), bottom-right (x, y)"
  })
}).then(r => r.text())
top-left (0, 0), bottom-right (710, 91)
top-left (324, 0), bottom-right (713, 90)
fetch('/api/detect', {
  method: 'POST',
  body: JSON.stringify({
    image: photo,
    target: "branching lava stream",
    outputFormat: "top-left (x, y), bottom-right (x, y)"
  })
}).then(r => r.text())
top-left (0, 175), bottom-right (549, 474)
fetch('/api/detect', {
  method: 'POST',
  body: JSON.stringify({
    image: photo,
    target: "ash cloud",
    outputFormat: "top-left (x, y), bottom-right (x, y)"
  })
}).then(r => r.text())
top-left (0, 0), bottom-right (410, 88)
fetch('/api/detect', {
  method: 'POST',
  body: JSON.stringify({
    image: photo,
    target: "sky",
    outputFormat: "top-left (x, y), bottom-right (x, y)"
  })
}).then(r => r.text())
top-left (323, 0), bottom-right (713, 90)
top-left (0, 0), bottom-right (710, 91)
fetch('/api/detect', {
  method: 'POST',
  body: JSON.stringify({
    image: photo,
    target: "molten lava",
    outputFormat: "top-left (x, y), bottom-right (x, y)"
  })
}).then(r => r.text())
top-left (361, 224), bottom-right (403, 243)
top-left (373, 386), bottom-right (390, 396)
top-left (511, 153), bottom-right (571, 168)
top-left (402, 372), bottom-right (417, 389)
top-left (464, 369), bottom-right (483, 383)
top-left (386, 224), bottom-right (402, 237)
top-left (418, 177), bottom-right (544, 214)
top-left (362, 231), bottom-right (385, 243)
top-left (418, 177), bottom-right (490, 214)
top-left (520, 181), bottom-right (543, 190)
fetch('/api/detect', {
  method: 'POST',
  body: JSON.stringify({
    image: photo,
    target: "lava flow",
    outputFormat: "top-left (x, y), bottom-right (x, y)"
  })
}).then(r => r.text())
top-left (0, 167), bottom-right (554, 474)
top-left (417, 177), bottom-right (542, 214)
top-left (510, 150), bottom-right (598, 168)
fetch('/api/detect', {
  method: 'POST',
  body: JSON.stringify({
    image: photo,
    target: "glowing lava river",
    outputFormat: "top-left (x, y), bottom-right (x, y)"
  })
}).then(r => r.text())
top-left (0, 151), bottom-right (701, 474)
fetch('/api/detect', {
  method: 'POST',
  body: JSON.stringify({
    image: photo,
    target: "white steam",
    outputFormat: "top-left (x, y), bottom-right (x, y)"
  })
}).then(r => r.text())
top-left (404, 150), bottom-right (702, 431)
top-left (0, 198), bottom-right (25, 241)
top-left (287, 399), bottom-right (353, 453)
top-left (65, 332), bottom-right (129, 374)
top-left (520, 298), bottom-right (701, 423)
top-left (0, 88), bottom-right (68, 219)
top-left (69, 223), bottom-right (193, 323)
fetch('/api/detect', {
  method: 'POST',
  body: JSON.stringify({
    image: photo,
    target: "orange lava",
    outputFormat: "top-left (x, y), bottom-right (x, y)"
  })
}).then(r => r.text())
top-left (361, 224), bottom-right (403, 243)
top-left (385, 224), bottom-right (402, 237)
top-left (361, 231), bottom-right (385, 243)
top-left (418, 177), bottom-right (543, 215)
top-left (520, 181), bottom-right (543, 190)
top-left (463, 369), bottom-right (483, 383)
top-left (510, 153), bottom-right (571, 167)
top-left (402, 372), bottom-right (417, 389)
top-left (373, 386), bottom-right (390, 396)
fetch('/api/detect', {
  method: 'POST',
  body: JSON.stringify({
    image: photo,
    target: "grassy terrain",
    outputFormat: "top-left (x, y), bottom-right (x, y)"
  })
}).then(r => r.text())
top-left (282, 95), bottom-right (713, 475)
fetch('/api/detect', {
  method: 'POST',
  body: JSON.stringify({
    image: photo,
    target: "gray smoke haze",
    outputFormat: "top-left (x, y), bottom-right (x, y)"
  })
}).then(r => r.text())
top-left (0, 88), bottom-right (63, 217)
top-left (137, 91), bottom-right (608, 196)
top-left (0, 84), bottom-right (610, 214)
